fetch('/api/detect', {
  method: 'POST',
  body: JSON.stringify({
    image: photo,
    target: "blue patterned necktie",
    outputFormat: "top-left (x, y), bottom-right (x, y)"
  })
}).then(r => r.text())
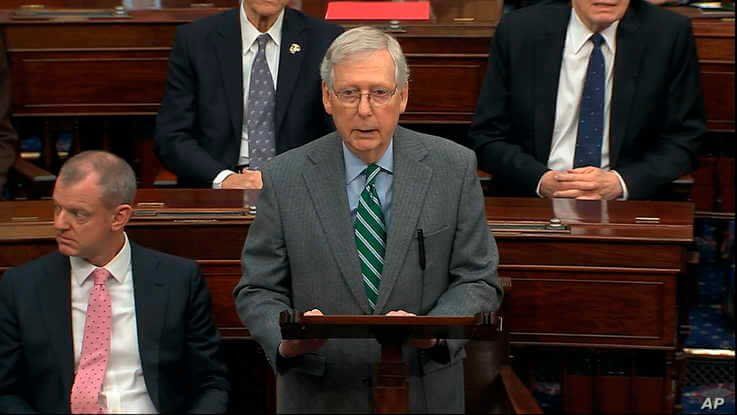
top-left (573, 33), bottom-right (605, 169)
top-left (246, 34), bottom-right (276, 170)
top-left (354, 164), bottom-right (386, 312)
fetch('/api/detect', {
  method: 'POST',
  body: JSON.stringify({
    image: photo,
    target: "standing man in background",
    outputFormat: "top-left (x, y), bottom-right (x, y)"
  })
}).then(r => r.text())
top-left (155, 0), bottom-right (342, 188)
top-left (0, 37), bottom-right (18, 198)
top-left (468, 0), bottom-right (704, 200)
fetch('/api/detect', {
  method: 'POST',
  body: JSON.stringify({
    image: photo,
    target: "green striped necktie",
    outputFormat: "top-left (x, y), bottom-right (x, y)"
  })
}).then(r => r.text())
top-left (354, 163), bottom-right (386, 312)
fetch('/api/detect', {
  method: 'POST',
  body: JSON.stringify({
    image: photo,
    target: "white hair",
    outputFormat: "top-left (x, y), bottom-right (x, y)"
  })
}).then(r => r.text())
top-left (320, 26), bottom-right (409, 89)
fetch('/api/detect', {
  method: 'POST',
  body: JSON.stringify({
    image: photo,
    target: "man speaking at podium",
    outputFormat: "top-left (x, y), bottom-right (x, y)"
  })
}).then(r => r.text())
top-left (234, 27), bottom-right (502, 413)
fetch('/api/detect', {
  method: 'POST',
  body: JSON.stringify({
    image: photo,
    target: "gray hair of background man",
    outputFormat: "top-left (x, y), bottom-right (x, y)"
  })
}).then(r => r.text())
top-left (320, 26), bottom-right (410, 89)
top-left (57, 150), bottom-right (137, 208)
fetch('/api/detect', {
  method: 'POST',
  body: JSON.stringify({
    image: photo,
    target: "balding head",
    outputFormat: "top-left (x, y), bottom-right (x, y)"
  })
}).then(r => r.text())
top-left (57, 151), bottom-right (137, 209)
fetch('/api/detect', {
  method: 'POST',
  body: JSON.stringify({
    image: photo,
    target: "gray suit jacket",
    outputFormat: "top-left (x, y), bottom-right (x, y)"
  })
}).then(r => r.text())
top-left (234, 126), bottom-right (502, 413)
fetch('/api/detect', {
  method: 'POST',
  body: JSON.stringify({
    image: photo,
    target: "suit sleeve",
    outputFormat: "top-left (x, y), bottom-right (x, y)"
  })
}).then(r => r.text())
top-left (615, 19), bottom-right (705, 199)
top-left (0, 270), bottom-right (37, 413)
top-left (467, 17), bottom-right (549, 195)
top-left (426, 152), bottom-right (504, 360)
top-left (184, 264), bottom-right (230, 413)
top-left (233, 168), bottom-right (292, 374)
top-left (154, 26), bottom-right (231, 186)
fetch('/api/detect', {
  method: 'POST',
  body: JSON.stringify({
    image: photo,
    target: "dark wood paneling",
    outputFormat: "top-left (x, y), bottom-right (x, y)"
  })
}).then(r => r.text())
top-left (2, 6), bottom-right (729, 128)
top-left (11, 50), bottom-right (169, 115)
top-left (498, 240), bottom-right (684, 269)
top-left (405, 57), bottom-right (488, 122)
top-left (199, 261), bottom-right (246, 338)
top-left (700, 69), bottom-right (735, 132)
top-left (127, 224), bottom-right (246, 258)
top-left (503, 269), bottom-right (676, 348)
top-left (0, 194), bottom-right (692, 347)
top-left (4, 24), bottom-right (178, 48)
top-left (0, 194), bottom-right (692, 414)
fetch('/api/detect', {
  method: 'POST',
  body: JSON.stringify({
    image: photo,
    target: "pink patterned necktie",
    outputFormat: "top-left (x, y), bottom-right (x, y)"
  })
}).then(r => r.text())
top-left (70, 268), bottom-right (112, 414)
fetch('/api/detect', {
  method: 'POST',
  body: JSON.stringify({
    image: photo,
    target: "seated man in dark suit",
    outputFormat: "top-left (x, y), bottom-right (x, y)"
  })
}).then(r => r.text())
top-left (0, 38), bottom-right (18, 198)
top-left (467, 0), bottom-right (705, 200)
top-left (155, 0), bottom-right (342, 189)
top-left (0, 151), bottom-right (229, 413)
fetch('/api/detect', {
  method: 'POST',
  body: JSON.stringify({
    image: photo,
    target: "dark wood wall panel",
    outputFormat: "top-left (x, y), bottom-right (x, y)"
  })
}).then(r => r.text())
top-left (503, 270), bottom-right (676, 348)
top-left (405, 59), bottom-right (487, 120)
top-left (497, 240), bottom-right (684, 269)
top-left (695, 36), bottom-right (735, 62)
top-left (4, 24), bottom-right (176, 48)
top-left (127, 224), bottom-right (247, 258)
top-left (0, 240), bottom-right (55, 272)
top-left (700, 69), bottom-right (735, 132)
top-left (199, 262), bottom-right (246, 338)
top-left (11, 51), bottom-right (169, 115)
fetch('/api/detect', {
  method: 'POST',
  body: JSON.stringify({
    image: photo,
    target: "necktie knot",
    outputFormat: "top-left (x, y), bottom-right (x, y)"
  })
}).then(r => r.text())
top-left (363, 164), bottom-right (381, 186)
top-left (590, 33), bottom-right (604, 49)
top-left (90, 268), bottom-right (111, 286)
top-left (256, 34), bottom-right (269, 50)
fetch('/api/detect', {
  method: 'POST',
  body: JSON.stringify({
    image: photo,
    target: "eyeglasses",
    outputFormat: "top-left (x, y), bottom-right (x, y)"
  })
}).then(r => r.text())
top-left (332, 87), bottom-right (398, 107)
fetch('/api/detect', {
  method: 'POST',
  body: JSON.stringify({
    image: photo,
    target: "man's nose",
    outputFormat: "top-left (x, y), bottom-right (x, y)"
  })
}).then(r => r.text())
top-left (357, 93), bottom-right (373, 117)
top-left (53, 210), bottom-right (69, 230)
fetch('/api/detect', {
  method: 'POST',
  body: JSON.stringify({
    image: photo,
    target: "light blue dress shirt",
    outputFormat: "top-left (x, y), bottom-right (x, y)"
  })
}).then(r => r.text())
top-left (343, 140), bottom-right (394, 229)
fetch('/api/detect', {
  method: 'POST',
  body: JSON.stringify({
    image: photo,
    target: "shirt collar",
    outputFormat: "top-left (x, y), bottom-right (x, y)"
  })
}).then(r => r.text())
top-left (70, 233), bottom-right (131, 286)
top-left (569, 8), bottom-right (619, 55)
top-left (343, 139), bottom-right (394, 185)
top-left (240, 3), bottom-right (284, 52)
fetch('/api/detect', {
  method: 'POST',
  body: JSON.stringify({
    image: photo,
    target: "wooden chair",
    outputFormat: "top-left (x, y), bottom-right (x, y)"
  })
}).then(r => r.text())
top-left (6, 156), bottom-right (56, 199)
top-left (153, 166), bottom-right (178, 187)
top-left (464, 277), bottom-right (543, 415)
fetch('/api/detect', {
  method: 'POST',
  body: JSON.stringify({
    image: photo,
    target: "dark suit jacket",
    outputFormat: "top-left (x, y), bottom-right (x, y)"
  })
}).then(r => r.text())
top-left (154, 7), bottom-right (343, 187)
top-left (0, 38), bottom-right (18, 194)
top-left (0, 243), bottom-right (229, 413)
top-left (467, 0), bottom-right (705, 199)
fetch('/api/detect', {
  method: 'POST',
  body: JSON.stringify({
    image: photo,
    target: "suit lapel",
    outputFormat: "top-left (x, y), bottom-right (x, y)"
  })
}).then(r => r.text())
top-left (274, 8), bottom-right (307, 147)
top-left (302, 135), bottom-right (370, 314)
top-left (533, 7), bottom-right (569, 163)
top-left (373, 127), bottom-right (431, 314)
top-left (609, 6), bottom-right (644, 168)
top-left (38, 253), bottom-right (74, 400)
top-left (214, 9), bottom-right (244, 159)
top-left (131, 243), bottom-right (168, 410)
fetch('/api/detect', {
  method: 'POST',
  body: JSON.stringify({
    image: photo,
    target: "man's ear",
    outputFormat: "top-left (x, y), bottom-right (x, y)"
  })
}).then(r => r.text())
top-left (322, 81), bottom-right (334, 115)
top-left (111, 204), bottom-right (133, 231)
top-left (398, 85), bottom-right (409, 114)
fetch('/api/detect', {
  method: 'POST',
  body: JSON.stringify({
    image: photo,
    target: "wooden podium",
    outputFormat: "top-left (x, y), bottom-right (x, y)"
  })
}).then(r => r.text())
top-left (280, 311), bottom-right (500, 414)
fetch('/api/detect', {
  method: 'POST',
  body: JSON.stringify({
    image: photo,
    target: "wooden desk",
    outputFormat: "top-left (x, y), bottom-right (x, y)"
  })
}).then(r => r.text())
top-left (0, 192), bottom-right (693, 412)
top-left (0, 191), bottom-right (693, 345)
top-left (1, 192), bottom-right (694, 342)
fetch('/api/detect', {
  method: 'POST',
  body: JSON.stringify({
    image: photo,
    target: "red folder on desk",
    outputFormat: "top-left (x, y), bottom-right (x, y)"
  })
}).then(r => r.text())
top-left (325, 1), bottom-right (431, 21)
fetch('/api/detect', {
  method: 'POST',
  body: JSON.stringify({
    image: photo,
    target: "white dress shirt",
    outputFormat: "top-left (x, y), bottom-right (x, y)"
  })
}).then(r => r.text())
top-left (538, 9), bottom-right (629, 198)
top-left (70, 234), bottom-right (157, 414)
top-left (213, 5), bottom-right (284, 187)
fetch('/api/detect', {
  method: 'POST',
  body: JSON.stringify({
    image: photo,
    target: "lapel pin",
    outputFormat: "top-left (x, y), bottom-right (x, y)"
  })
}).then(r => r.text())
top-left (289, 43), bottom-right (302, 55)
